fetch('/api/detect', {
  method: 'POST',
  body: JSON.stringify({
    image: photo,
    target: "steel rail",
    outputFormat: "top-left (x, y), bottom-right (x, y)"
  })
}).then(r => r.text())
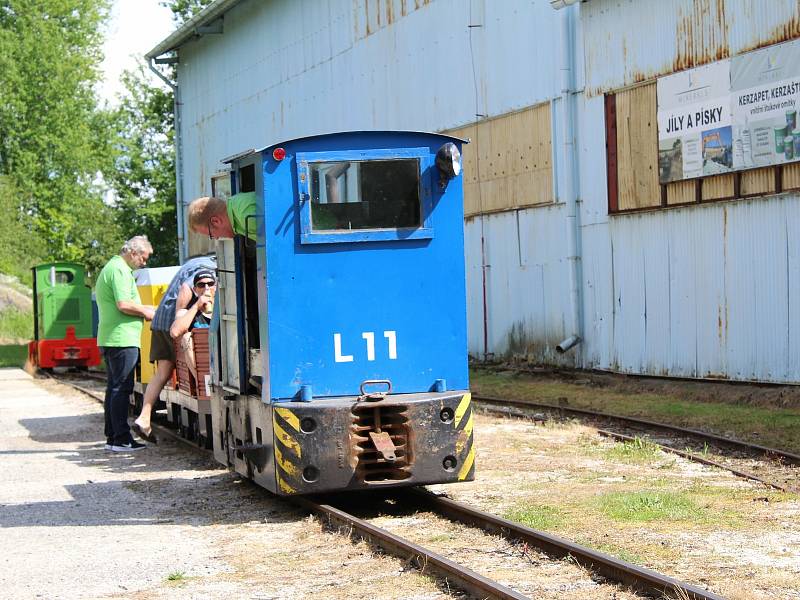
top-left (52, 373), bottom-right (727, 599)
top-left (404, 488), bottom-right (726, 600)
top-left (473, 394), bottom-right (800, 465)
top-left (50, 374), bottom-right (542, 597)
top-left (476, 397), bottom-right (797, 494)
top-left (292, 496), bottom-right (529, 600)
top-left (596, 429), bottom-right (792, 493)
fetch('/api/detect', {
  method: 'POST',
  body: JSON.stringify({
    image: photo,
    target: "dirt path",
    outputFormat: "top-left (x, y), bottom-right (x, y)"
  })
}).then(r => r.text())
top-left (0, 370), bottom-right (447, 599)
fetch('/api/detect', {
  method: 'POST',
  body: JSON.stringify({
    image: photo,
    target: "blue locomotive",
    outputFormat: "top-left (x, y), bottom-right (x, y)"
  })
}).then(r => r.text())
top-left (207, 131), bottom-right (473, 494)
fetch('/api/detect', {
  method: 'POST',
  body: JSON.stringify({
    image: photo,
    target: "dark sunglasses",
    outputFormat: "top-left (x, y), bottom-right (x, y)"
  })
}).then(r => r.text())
top-left (195, 281), bottom-right (216, 288)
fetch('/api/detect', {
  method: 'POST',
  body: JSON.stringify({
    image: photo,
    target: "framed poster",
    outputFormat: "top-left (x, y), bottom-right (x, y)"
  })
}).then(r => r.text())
top-left (657, 60), bottom-right (732, 183)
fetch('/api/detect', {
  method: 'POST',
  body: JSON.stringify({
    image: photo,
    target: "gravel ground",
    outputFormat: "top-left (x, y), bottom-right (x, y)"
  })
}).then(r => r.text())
top-left (0, 369), bottom-right (447, 600)
top-left (5, 368), bottom-right (799, 599)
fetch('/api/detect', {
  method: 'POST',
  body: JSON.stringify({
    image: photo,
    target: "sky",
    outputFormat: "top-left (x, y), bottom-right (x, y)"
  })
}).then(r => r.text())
top-left (99, 0), bottom-right (176, 104)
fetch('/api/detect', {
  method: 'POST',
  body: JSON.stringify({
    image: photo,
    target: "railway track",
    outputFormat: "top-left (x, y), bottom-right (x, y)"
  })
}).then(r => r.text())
top-left (48, 371), bottom-right (726, 600)
top-left (474, 394), bottom-right (800, 494)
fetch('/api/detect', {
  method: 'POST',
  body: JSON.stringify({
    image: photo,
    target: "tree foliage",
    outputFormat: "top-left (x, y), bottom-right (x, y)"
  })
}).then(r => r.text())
top-left (103, 65), bottom-right (178, 266)
top-left (161, 0), bottom-right (213, 25)
top-left (0, 0), bottom-right (218, 281)
top-left (0, 0), bottom-right (121, 275)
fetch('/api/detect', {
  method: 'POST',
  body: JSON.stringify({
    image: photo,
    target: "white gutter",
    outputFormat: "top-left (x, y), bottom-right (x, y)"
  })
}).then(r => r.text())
top-left (147, 57), bottom-right (186, 262)
top-left (145, 0), bottom-right (242, 60)
top-left (556, 3), bottom-right (583, 355)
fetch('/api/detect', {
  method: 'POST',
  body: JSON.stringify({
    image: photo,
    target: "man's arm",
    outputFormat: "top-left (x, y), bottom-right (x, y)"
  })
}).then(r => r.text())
top-left (170, 283), bottom-right (201, 338)
top-left (109, 266), bottom-right (154, 320)
top-left (117, 301), bottom-right (155, 320)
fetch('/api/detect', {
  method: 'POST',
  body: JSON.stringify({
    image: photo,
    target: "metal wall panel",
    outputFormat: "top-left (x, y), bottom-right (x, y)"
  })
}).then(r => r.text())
top-left (601, 195), bottom-right (800, 382)
top-left (178, 0), bottom-right (561, 215)
top-left (172, 0), bottom-right (800, 383)
top-left (464, 206), bottom-right (576, 366)
top-left (583, 0), bottom-right (800, 95)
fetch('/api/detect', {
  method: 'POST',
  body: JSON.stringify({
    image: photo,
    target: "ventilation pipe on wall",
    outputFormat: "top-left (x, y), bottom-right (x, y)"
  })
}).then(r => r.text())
top-left (148, 55), bottom-right (186, 263)
top-left (555, 3), bottom-right (583, 355)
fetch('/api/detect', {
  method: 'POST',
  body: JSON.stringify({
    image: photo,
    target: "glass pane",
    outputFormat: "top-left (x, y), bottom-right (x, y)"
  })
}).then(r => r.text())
top-left (309, 159), bottom-right (421, 231)
top-left (54, 271), bottom-right (74, 284)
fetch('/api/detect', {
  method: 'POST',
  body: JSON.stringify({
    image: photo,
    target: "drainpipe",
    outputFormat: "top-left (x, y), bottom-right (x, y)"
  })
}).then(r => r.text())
top-left (556, 3), bottom-right (583, 355)
top-left (148, 55), bottom-right (186, 263)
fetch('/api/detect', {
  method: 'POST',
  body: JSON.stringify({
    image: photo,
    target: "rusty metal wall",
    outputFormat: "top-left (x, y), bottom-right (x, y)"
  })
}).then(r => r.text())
top-left (175, 0), bottom-right (800, 382)
top-left (178, 0), bottom-right (561, 206)
top-left (579, 193), bottom-right (800, 382)
top-left (583, 0), bottom-right (800, 96)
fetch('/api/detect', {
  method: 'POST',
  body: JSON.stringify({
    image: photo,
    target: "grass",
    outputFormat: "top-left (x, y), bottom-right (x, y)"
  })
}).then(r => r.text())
top-left (605, 436), bottom-right (661, 462)
top-left (165, 571), bottom-right (186, 582)
top-left (594, 490), bottom-right (708, 523)
top-left (0, 344), bottom-right (27, 367)
top-left (0, 308), bottom-right (32, 341)
top-left (503, 504), bottom-right (565, 530)
top-left (470, 369), bottom-right (800, 453)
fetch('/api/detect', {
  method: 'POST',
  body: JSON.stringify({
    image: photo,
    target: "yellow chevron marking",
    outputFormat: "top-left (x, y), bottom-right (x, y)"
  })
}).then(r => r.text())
top-left (457, 446), bottom-right (475, 481)
top-left (275, 407), bottom-right (300, 432)
top-left (456, 413), bottom-right (474, 454)
top-left (277, 474), bottom-right (296, 494)
top-left (454, 392), bottom-right (472, 428)
top-left (273, 420), bottom-right (302, 458)
top-left (275, 444), bottom-right (300, 478)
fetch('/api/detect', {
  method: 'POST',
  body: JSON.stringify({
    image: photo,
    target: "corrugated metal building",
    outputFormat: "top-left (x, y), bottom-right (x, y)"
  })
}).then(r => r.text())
top-left (148, 0), bottom-right (800, 384)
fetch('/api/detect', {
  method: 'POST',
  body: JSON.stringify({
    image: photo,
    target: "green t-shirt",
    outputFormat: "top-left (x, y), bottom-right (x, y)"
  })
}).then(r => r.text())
top-left (95, 255), bottom-right (143, 347)
top-left (227, 191), bottom-right (258, 240)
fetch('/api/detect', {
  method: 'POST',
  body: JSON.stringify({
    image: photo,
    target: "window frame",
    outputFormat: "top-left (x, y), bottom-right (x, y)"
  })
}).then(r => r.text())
top-left (296, 147), bottom-right (434, 244)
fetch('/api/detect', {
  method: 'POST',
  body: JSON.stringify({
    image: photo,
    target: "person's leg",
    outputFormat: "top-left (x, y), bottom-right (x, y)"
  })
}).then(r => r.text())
top-left (134, 358), bottom-right (174, 432)
top-left (181, 332), bottom-right (198, 381)
top-left (109, 347), bottom-right (139, 445)
top-left (101, 348), bottom-right (114, 447)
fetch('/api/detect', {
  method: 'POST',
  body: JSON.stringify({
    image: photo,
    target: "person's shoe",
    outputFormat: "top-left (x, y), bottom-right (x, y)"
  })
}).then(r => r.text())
top-left (104, 439), bottom-right (113, 451)
top-left (132, 420), bottom-right (158, 444)
top-left (111, 440), bottom-right (147, 452)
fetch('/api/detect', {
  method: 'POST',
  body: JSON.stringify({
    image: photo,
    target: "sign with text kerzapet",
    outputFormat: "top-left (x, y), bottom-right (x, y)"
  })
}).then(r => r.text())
top-left (731, 38), bottom-right (800, 170)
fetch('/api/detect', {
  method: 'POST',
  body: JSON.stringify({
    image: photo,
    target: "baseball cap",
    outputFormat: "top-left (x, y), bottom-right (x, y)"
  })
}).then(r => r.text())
top-left (193, 269), bottom-right (216, 286)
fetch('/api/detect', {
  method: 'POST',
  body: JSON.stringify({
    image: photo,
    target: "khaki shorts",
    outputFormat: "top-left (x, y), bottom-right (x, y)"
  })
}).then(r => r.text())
top-left (149, 329), bottom-right (176, 363)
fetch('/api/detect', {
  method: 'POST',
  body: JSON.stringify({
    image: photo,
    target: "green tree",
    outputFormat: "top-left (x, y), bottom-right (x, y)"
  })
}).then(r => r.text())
top-left (162, 0), bottom-right (213, 25)
top-left (0, 0), bottom-right (121, 276)
top-left (104, 65), bottom-right (177, 266)
top-left (97, 0), bottom-right (214, 266)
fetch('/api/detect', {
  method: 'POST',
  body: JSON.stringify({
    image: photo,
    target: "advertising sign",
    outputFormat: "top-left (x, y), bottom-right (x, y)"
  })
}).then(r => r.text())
top-left (656, 38), bottom-right (800, 184)
top-left (731, 38), bottom-right (800, 170)
top-left (657, 61), bottom-right (732, 183)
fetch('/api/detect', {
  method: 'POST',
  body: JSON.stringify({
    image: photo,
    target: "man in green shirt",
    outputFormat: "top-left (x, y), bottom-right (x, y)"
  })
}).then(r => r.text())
top-left (95, 235), bottom-right (156, 452)
top-left (187, 192), bottom-right (258, 241)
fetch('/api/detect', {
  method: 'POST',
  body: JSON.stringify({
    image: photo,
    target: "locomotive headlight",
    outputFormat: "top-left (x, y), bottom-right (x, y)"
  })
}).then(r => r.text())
top-left (435, 142), bottom-right (462, 183)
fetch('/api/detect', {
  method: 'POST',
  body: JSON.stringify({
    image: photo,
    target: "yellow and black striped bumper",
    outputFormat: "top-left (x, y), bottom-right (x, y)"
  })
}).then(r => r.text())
top-left (268, 390), bottom-right (475, 495)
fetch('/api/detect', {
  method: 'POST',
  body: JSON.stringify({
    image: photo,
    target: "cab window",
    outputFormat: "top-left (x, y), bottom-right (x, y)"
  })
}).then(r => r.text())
top-left (309, 159), bottom-right (420, 231)
top-left (297, 147), bottom-right (433, 244)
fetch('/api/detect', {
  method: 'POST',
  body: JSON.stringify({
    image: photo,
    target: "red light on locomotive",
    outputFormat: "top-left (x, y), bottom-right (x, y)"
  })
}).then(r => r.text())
top-left (273, 147), bottom-right (286, 161)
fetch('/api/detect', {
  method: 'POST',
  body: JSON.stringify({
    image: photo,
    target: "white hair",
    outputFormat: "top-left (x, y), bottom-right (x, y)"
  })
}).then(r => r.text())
top-left (121, 235), bottom-right (153, 255)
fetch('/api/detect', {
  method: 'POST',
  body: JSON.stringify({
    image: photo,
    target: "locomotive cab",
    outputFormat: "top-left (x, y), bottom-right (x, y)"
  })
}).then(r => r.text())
top-left (28, 262), bottom-right (101, 370)
top-left (210, 131), bottom-right (473, 495)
